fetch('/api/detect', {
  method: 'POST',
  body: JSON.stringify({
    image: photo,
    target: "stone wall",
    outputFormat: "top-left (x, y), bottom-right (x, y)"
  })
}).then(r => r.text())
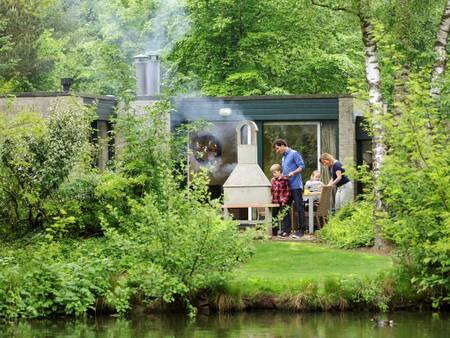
top-left (338, 97), bottom-right (357, 197)
top-left (0, 95), bottom-right (83, 118)
top-left (0, 94), bottom-right (111, 169)
top-left (338, 97), bottom-right (356, 165)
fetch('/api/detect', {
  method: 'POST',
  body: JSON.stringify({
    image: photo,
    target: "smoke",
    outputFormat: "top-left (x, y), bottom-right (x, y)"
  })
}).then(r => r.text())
top-left (63, 0), bottom-right (190, 58)
top-left (175, 96), bottom-right (257, 183)
top-left (146, 0), bottom-right (190, 54)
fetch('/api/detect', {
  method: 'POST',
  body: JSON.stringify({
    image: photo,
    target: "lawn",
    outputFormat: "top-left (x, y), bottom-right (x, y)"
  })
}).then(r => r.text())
top-left (228, 241), bottom-right (393, 294)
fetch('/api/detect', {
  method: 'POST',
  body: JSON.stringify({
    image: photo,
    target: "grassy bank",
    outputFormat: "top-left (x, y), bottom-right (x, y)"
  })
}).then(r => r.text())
top-left (206, 241), bottom-right (410, 312)
top-left (0, 239), bottom-right (426, 319)
top-left (231, 241), bottom-right (391, 289)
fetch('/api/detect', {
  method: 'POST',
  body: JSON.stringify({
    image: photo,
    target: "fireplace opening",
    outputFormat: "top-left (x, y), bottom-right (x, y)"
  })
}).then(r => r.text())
top-left (191, 133), bottom-right (222, 165)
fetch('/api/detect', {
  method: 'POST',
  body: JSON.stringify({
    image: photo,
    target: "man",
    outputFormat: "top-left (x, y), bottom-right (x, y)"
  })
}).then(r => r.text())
top-left (272, 139), bottom-right (306, 237)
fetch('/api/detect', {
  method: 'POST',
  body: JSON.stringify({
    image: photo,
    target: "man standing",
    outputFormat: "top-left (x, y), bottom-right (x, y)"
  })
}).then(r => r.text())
top-left (272, 139), bottom-right (306, 237)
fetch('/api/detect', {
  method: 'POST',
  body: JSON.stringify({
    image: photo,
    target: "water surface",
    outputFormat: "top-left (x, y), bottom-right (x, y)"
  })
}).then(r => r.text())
top-left (1, 311), bottom-right (448, 337)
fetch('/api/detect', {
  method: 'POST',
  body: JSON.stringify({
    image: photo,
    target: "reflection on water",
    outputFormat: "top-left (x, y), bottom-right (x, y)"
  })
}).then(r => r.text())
top-left (1, 311), bottom-right (449, 338)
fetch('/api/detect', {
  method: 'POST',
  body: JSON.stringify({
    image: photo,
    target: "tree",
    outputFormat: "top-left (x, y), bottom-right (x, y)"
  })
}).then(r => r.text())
top-left (431, 0), bottom-right (450, 99)
top-left (169, 0), bottom-right (364, 95)
top-left (0, 101), bottom-right (93, 236)
top-left (0, 0), bottom-right (68, 91)
top-left (311, 0), bottom-right (450, 249)
top-left (311, 0), bottom-right (388, 248)
top-left (0, 18), bottom-right (15, 93)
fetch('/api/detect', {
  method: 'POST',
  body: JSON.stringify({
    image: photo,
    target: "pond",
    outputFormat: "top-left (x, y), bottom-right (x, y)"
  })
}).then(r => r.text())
top-left (1, 311), bottom-right (448, 338)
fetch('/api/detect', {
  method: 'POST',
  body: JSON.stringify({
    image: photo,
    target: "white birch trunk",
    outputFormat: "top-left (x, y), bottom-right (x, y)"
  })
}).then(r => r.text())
top-left (431, 0), bottom-right (450, 99)
top-left (360, 15), bottom-right (387, 250)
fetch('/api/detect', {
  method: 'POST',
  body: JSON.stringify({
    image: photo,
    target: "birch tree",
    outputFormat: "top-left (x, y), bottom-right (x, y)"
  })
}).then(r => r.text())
top-left (431, 0), bottom-right (450, 99)
top-left (312, 0), bottom-right (388, 248)
top-left (358, 10), bottom-right (387, 249)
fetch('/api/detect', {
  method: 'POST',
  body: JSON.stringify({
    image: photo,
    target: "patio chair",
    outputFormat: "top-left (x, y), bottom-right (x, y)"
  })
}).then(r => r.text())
top-left (314, 185), bottom-right (333, 228)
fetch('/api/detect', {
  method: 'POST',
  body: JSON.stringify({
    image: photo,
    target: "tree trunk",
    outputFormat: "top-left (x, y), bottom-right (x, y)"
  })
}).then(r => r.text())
top-left (431, 0), bottom-right (450, 99)
top-left (359, 15), bottom-right (388, 250)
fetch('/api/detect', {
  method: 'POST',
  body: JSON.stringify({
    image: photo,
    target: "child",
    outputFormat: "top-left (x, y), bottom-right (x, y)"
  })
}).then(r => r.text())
top-left (270, 164), bottom-right (291, 237)
top-left (305, 170), bottom-right (323, 193)
top-left (304, 170), bottom-right (323, 202)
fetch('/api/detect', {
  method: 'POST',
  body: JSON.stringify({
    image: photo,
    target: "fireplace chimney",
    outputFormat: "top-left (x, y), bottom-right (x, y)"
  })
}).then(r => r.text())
top-left (134, 53), bottom-right (160, 98)
top-left (61, 78), bottom-right (74, 92)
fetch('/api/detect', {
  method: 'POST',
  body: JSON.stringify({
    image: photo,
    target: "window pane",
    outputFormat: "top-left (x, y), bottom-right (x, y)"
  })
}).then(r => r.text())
top-left (263, 123), bottom-right (319, 184)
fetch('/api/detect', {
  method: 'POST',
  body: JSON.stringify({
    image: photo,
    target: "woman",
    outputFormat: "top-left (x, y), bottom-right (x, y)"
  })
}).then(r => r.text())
top-left (319, 153), bottom-right (353, 211)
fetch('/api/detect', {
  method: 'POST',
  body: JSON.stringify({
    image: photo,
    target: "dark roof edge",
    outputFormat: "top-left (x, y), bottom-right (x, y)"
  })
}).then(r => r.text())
top-left (174, 94), bottom-right (354, 101)
top-left (0, 92), bottom-right (118, 102)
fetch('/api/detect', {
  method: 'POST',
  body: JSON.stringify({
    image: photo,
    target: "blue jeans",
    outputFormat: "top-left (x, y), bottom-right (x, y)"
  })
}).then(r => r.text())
top-left (291, 188), bottom-right (306, 234)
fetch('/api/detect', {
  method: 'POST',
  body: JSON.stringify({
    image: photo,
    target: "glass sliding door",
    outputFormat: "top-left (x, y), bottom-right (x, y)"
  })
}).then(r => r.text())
top-left (263, 122), bottom-right (320, 184)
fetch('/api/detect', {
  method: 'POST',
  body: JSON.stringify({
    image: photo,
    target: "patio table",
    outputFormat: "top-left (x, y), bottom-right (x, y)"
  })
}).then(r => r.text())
top-left (304, 192), bottom-right (321, 234)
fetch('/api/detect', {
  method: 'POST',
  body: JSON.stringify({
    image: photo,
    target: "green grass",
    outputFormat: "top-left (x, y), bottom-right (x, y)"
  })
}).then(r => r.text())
top-left (228, 241), bottom-right (393, 294)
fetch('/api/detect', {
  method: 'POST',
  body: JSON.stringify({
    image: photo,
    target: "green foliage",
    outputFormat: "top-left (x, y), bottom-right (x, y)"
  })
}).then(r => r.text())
top-left (169, 0), bottom-right (364, 96)
top-left (0, 0), bottom-right (163, 96)
top-left (0, 18), bottom-right (15, 94)
top-left (50, 170), bottom-right (104, 237)
top-left (92, 101), bottom-right (253, 312)
top-left (0, 240), bottom-right (114, 318)
top-left (0, 101), bottom-right (252, 319)
top-left (0, 101), bottom-right (94, 237)
top-left (317, 200), bottom-right (375, 248)
top-left (378, 73), bottom-right (450, 307)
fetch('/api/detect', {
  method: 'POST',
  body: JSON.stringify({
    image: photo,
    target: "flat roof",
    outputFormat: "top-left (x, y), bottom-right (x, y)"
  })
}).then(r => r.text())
top-left (172, 95), bottom-right (342, 123)
top-left (175, 94), bottom-right (353, 101)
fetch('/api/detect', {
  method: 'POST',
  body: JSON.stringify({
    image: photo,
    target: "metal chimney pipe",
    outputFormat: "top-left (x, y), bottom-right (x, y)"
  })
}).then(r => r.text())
top-left (61, 78), bottom-right (74, 92)
top-left (134, 53), bottom-right (160, 98)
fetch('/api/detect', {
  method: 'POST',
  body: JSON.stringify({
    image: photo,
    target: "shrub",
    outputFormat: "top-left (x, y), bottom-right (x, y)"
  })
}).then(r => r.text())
top-left (0, 101), bottom-right (94, 238)
top-left (317, 200), bottom-right (374, 248)
top-left (0, 100), bottom-right (253, 319)
top-left (378, 74), bottom-right (450, 307)
top-left (0, 240), bottom-right (114, 318)
top-left (94, 102), bottom-right (254, 313)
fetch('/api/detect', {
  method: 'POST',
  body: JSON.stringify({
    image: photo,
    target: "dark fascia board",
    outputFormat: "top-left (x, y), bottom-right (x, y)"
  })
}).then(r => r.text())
top-left (80, 93), bottom-right (118, 102)
top-left (172, 95), bottom-right (341, 123)
top-left (171, 113), bottom-right (338, 123)
top-left (174, 94), bottom-right (353, 101)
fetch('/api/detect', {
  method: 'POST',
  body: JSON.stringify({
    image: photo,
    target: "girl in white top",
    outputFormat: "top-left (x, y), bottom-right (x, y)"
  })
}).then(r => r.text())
top-left (305, 170), bottom-right (323, 193)
top-left (304, 170), bottom-right (323, 203)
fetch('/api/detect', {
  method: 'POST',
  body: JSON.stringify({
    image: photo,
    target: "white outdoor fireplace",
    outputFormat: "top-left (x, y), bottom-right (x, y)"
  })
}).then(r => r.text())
top-left (223, 120), bottom-right (271, 205)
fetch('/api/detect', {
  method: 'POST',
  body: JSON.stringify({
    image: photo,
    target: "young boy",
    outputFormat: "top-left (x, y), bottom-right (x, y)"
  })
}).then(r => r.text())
top-left (270, 164), bottom-right (291, 237)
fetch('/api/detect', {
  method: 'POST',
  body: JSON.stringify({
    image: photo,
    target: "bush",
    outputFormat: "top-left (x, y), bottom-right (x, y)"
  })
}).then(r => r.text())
top-left (0, 101), bottom-right (94, 238)
top-left (0, 240), bottom-right (114, 318)
top-left (0, 101), bottom-right (253, 319)
top-left (93, 102), bottom-right (254, 313)
top-left (317, 200), bottom-right (374, 248)
top-left (378, 74), bottom-right (450, 307)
